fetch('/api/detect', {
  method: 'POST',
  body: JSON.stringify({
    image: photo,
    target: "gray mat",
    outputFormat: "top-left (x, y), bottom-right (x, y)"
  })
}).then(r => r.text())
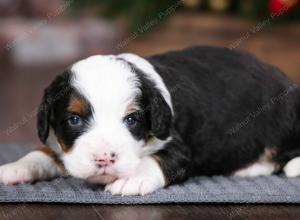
top-left (1, 143), bottom-right (300, 204)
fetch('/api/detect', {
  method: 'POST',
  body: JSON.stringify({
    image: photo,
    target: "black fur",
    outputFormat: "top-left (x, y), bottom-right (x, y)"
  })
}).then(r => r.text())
top-left (53, 90), bottom-right (92, 149)
top-left (37, 71), bottom-right (71, 143)
top-left (123, 110), bottom-right (148, 141)
top-left (145, 46), bottom-right (300, 184)
top-left (118, 60), bottom-right (173, 141)
top-left (133, 64), bottom-right (172, 140)
top-left (37, 71), bottom-right (92, 148)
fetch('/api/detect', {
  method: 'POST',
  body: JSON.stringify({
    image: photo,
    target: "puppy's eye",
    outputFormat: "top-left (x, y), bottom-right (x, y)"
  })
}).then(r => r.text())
top-left (124, 116), bottom-right (137, 127)
top-left (68, 115), bottom-right (82, 126)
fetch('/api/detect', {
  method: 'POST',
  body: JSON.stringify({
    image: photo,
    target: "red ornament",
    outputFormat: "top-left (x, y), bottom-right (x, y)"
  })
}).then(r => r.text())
top-left (269, 0), bottom-right (299, 15)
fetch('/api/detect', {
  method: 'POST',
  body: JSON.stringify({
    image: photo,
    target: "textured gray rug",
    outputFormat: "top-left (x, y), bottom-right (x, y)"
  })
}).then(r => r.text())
top-left (0, 143), bottom-right (300, 204)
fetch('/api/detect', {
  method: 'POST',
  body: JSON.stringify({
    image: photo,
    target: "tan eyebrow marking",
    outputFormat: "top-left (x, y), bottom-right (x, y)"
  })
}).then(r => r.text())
top-left (125, 102), bottom-right (141, 115)
top-left (68, 95), bottom-right (89, 115)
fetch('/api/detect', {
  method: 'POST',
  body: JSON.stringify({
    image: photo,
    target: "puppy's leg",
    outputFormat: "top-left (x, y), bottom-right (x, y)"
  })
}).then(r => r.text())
top-left (105, 137), bottom-right (190, 195)
top-left (283, 157), bottom-right (300, 177)
top-left (0, 146), bottom-right (63, 184)
top-left (234, 162), bottom-right (276, 177)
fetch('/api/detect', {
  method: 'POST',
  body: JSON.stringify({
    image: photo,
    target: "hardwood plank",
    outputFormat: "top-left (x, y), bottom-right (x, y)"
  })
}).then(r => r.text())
top-left (0, 203), bottom-right (102, 220)
top-left (1, 204), bottom-right (300, 220)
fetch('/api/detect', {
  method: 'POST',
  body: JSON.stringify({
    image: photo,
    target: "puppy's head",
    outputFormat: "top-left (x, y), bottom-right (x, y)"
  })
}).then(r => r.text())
top-left (37, 55), bottom-right (172, 183)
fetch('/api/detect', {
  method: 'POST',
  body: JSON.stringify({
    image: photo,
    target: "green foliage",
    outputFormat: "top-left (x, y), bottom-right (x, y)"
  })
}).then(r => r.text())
top-left (238, 0), bottom-right (268, 19)
top-left (70, 0), bottom-right (180, 30)
top-left (69, 0), bottom-right (300, 30)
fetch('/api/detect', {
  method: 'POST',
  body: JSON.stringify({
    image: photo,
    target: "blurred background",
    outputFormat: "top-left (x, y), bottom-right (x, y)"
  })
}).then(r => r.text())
top-left (0, 0), bottom-right (299, 144)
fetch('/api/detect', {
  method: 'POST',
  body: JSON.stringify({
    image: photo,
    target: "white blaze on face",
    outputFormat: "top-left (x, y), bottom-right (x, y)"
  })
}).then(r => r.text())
top-left (62, 55), bottom-right (144, 181)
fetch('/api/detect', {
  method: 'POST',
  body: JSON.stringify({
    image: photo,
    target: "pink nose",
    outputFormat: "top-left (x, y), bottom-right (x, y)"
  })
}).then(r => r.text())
top-left (94, 152), bottom-right (117, 167)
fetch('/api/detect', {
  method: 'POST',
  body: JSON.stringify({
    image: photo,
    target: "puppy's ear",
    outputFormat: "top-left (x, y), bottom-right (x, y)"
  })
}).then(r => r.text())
top-left (149, 92), bottom-right (172, 140)
top-left (37, 71), bottom-right (70, 143)
top-left (122, 60), bottom-right (172, 140)
top-left (37, 89), bottom-right (52, 143)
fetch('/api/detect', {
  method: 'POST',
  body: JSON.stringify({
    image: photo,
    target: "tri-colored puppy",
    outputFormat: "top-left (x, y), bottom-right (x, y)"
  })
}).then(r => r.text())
top-left (1, 46), bottom-right (300, 196)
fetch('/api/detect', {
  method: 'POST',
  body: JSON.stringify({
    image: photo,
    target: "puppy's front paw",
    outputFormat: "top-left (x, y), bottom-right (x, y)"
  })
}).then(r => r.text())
top-left (105, 174), bottom-right (163, 196)
top-left (0, 162), bottom-right (35, 185)
top-left (104, 157), bottom-right (165, 196)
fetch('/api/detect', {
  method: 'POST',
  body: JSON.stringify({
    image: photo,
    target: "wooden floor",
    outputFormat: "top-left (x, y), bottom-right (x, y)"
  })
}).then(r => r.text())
top-left (0, 204), bottom-right (300, 220)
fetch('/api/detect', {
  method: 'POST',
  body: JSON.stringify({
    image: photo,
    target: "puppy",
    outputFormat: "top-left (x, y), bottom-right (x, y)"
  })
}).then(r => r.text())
top-left (1, 46), bottom-right (300, 196)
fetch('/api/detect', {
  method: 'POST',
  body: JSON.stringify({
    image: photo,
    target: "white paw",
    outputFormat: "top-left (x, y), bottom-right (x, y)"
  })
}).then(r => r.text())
top-left (284, 157), bottom-right (300, 177)
top-left (105, 174), bottom-right (163, 196)
top-left (0, 162), bottom-right (35, 185)
top-left (105, 157), bottom-right (165, 196)
top-left (234, 162), bottom-right (275, 177)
